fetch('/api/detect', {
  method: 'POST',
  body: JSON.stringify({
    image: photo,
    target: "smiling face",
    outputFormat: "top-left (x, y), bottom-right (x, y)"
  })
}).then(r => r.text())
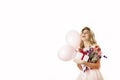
top-left (81, 29), bottom-right (90, 41)
top-left (80, 27), bottom-right (97, 48)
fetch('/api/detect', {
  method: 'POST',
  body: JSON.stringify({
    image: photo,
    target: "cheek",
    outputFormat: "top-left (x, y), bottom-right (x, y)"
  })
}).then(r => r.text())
top-left (86, 35), bottom-right (90, 39)
top-left (86, 36), bottom-right (89, 39)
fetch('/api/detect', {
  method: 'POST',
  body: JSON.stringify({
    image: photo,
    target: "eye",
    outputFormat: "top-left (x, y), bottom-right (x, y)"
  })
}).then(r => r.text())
top-left (83, 32), bottom-right (89, 35)
top-left (82, 30), bottom-right (90, 35)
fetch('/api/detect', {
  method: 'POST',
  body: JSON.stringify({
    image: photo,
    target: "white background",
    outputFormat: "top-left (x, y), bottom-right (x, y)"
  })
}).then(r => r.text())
top-left (0, 0), bottom-right (119, 80)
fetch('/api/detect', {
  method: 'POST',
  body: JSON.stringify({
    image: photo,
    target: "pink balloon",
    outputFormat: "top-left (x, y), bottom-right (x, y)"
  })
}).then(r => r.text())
top-left (58, 45), bottom-right (76, 61)
top-left (65, 30), bottom-right (81, 49)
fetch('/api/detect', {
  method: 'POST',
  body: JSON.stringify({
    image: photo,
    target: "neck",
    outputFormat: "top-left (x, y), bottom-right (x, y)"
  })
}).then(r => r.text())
top-left (83, 41), bottom-right (92, 48)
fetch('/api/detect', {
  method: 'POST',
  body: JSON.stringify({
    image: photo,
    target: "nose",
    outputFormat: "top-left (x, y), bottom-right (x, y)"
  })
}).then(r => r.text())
top-left (82, 33), bottom-right (86, 35)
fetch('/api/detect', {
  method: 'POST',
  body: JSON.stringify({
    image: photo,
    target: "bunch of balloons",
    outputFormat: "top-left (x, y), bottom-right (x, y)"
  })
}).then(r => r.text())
top-left (58, 30), bottom-right (81, 61)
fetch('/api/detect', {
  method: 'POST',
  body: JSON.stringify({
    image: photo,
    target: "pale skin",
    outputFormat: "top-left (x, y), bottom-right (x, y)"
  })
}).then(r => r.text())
top-left (74, 29), bottom-right (100, 70)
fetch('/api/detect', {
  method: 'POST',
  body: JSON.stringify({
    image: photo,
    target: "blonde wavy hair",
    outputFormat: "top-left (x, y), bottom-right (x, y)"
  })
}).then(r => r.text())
top-left (80, 27), bottom-right (97, 49)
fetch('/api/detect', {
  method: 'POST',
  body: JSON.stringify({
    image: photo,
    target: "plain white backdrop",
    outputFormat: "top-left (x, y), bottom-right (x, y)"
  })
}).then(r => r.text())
top-left (0, 0), bottom-right (119, 80)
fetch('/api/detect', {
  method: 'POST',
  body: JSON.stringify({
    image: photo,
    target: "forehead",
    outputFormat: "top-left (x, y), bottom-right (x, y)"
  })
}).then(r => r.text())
top-left (82, 29), bottom-right (90, 33)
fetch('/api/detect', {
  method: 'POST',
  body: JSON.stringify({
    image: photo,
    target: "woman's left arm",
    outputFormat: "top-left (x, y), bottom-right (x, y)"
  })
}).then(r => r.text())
top-left (83, 60), bottom-right (100, 69)
top-left (74, 59), bottom-right (100, 69)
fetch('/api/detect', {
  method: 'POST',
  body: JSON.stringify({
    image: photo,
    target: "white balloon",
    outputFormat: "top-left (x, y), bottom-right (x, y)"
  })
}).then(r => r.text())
top-left (58, 45), bottom-right (76, 61)
top-left (65, 30), bottom-right (81, 49)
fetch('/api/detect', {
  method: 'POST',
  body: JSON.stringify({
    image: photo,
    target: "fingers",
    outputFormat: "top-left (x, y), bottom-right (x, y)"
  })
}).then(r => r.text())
top-left (73, 59), bottom-right (84, 64)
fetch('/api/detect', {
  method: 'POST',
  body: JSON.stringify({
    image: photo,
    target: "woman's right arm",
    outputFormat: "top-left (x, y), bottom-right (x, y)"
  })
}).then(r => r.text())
top-left (77, 64), bottom-right (82, 70)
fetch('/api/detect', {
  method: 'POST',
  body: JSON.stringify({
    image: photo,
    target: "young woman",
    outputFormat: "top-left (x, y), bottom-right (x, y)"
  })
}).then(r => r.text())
top-left (74, 27), bottom-right (104, 80)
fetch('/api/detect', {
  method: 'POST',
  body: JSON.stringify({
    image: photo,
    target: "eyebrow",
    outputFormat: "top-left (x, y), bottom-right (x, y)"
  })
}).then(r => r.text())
top-left (82, 30), bottom-right (89, 33)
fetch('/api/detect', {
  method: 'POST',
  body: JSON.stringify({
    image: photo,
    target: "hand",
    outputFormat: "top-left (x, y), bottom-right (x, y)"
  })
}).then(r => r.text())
top-left (73, 59), bottom-right (85, 64)
top-left (77, 64), bottom-right (83, 70)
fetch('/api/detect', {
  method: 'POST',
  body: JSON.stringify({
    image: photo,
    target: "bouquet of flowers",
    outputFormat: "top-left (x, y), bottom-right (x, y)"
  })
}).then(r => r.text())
top-left (75, 45), bottom-right (102, 64)
top-left (74, 45), bottom-right (107, 72)
top-left (85, 45), bottom-right (102, 63)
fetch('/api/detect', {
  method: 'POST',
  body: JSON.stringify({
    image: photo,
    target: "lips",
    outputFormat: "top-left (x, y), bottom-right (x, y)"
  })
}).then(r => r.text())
top-left (82, 36), bottom-right (86, 38)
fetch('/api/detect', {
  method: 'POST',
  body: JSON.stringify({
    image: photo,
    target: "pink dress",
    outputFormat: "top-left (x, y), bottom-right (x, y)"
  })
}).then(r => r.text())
top-left (76, 46), bottom-right (104, 80)
top-left (76, 69), bottom-right (104, 80)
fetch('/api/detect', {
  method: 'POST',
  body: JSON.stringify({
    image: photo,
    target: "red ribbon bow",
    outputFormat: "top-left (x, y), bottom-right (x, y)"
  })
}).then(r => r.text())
top-left (79, 49), bottom-right (87, 60)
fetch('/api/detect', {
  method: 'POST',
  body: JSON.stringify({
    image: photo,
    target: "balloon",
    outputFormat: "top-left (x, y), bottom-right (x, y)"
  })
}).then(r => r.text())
top-left (65, 30), bottom-right (81, 49)
top-left (58, 45), bottom-right (76, 61)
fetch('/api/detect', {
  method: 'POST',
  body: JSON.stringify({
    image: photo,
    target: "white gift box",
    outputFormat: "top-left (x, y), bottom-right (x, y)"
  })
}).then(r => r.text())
top-left (75, 52), bottom-right (89, 72)
top-left (75, 52), bottom-right (89, 61)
